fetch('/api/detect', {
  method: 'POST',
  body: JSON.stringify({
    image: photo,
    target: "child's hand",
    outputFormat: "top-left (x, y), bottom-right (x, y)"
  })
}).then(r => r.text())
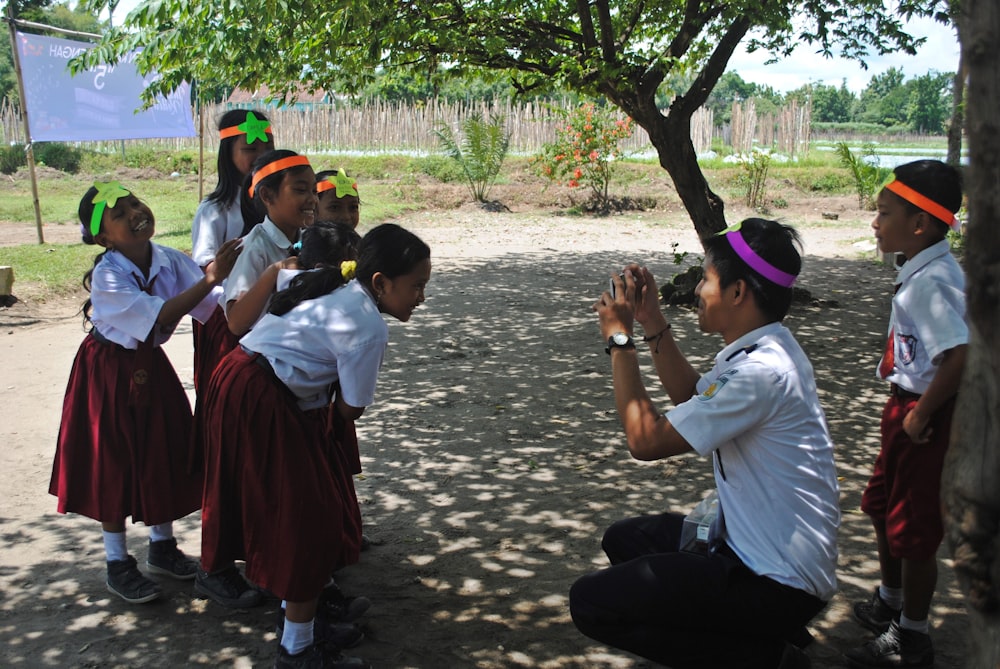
top-left (205, 238), bottom-right (243, 286)
top-left (902, 406), bottom-right (932, 443)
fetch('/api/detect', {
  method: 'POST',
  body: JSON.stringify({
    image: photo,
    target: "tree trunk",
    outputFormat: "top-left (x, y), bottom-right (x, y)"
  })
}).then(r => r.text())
top-left (941, 1), bottom-right (1000, 666)
top-left (947, 49), bottom-right (966, 167)
top-left (642, 110), bottom-right (728, 241)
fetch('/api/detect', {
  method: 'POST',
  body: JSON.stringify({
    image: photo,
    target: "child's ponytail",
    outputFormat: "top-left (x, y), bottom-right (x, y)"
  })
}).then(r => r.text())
top-left (269, 221), bottom-right (362, 316)
top-left (269, 267), bottom-right (348, 316)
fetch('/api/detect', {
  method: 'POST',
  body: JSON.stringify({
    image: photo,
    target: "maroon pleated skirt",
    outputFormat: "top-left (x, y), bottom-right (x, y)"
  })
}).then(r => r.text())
top-left (200, 348), bottom-right (362, 602)
top-left (192, 303), bottom-right (240, 401)
top-left (49, 334), bottom-right (202, 525)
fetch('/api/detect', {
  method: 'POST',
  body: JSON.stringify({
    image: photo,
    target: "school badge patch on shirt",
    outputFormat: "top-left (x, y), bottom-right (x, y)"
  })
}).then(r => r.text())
top-left (898, 333), bottom-right (917, 365)
top-left (699, 369), bottom-right (738, 400)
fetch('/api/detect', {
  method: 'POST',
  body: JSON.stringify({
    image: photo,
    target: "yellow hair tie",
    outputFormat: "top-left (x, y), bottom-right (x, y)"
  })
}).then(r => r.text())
top-left (341, 260), bottom-right (357, 281)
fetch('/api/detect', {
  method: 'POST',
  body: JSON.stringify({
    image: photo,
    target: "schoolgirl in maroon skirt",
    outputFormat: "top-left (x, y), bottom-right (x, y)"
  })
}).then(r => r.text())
top-left (200, 223), bottom-right (430, 668)
top-left (50, 182), bottom-right (240, 605)
top-left (190, 109), bottom-right (274, 398)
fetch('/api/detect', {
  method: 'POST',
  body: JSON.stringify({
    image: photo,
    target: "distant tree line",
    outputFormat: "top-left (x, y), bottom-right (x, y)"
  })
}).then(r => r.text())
top-left (667, 69), bottom-right (954, 135)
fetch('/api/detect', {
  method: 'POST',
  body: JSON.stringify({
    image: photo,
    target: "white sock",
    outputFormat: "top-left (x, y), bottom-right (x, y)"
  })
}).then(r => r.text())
top-left (879, 584), bottom-right (903, 610)
top-left (148, 523), bottom-right (173, 543)
top-left (900, 614), bottom-right (930, 634)
top-left (281, 618), bottom-right (314, 656)
top-left (103, 530), bottom-right (128, 562)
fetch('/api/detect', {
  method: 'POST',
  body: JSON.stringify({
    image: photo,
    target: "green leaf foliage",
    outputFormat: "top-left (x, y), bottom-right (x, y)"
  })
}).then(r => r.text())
top-left (73, 0), bottom-right (951, 234)
top-left (834, 141), bottom-right (890, 210)
top-left (434, 112), bottom-right (511, 202)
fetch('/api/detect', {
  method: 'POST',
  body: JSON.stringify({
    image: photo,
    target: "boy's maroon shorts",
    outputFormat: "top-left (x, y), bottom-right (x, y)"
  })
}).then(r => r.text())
top-left (860, 394), bottom-right (955, 560)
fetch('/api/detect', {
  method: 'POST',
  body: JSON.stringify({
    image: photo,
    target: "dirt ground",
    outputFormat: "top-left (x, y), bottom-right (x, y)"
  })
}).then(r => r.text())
top-left (0, 181), bottom-right (972, 668)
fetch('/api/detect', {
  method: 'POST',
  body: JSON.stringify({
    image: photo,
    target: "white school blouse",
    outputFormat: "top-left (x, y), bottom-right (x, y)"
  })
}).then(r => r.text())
top-left (240, 280), bottom-right (388, 411)
top-left (221, 216), bottom-right (295, 319)
top-left (90, 244), bottom-right (217, 349)
top-left (191, 197), bottom-right (245, 267)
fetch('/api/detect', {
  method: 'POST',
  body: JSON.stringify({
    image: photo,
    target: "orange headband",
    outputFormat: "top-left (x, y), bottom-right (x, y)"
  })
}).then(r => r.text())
top-left (219, 124), bottom-right (273, 140)
top-left (884, 177), bottom-right (959, 231)
top-left (248, 155), bottom-right (312, 198)
top-left (219, 111), bottom-right (272, 143)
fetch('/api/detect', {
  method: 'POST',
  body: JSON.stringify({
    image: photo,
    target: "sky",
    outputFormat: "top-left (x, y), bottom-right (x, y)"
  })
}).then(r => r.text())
top-left (102, 2), bottom-right (958, 96)
top-left (729, 15), bottom-right (960, 94)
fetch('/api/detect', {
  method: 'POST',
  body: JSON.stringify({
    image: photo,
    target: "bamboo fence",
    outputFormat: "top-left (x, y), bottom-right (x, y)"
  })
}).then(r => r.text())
top-left (0, 97), bottom-right (808, 158)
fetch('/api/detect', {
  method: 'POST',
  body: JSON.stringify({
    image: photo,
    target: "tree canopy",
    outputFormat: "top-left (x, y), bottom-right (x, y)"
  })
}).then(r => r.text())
top-left (78, 0), bottom-right (951, 237)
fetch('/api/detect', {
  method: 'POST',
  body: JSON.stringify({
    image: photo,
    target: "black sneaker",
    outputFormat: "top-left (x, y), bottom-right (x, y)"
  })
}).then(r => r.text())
top-left (107, 555), bottom-right (162, 604)
top-left (195, 565), bottom-right (263, 608)
top-left (146, 538), bottom-right (198, 580)
top-left (844, 620), bottom-right (934, 668)
top-left (276, 612), bottom-right (365, 650)
top-left (272, 641), bottom-right (370, 669)
top-left (854, 587), bottom-right (902, 634)
top-left (318, 582), bottom-right (371, 623)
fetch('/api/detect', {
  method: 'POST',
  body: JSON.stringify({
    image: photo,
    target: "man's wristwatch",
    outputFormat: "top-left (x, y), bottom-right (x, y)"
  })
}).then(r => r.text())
top-left (605, 331), bottom-right (636, 354)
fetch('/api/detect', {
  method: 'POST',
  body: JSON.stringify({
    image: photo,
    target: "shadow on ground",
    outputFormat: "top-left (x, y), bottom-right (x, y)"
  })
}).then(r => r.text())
top-left (0, 248), bottom-right (969, 668)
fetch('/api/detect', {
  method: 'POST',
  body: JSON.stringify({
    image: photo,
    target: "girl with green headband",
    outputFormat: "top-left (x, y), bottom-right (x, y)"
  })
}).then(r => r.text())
top-left (49, 182), bottom-right (241, 605)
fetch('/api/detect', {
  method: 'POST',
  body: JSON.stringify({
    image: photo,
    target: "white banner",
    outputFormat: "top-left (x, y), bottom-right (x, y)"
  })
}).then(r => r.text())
top-left (15, 30), bottom-right (195, 142)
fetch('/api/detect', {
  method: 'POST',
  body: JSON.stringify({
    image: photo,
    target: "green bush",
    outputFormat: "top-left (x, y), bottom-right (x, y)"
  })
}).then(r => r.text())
top-left (531, 102), bottom-right (634, 211)
top-left (835, 142), bottom-right (891, 210)
top-left (0, 144), bottom-right (26, 175)
top-left (34, 142), bottom-right (84, 173)
top-left (414, 154), bottom-right (466, 183)
top-left (434, 112), bottom-right (511, 202)
top-left (806, 171), bottom-right (853, 193)
top-left (735, 149), bottom-right (771, 210)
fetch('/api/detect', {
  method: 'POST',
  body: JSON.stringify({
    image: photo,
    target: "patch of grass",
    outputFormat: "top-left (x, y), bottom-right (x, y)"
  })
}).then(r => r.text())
top-left (0, 243), bottom-right (95, 294)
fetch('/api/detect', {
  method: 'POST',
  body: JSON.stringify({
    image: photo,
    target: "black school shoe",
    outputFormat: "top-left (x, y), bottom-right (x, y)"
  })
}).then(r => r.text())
top-left (146, 538), bottom-right (199, 580)
top-left (854, 587), bottom-right (902, 635)
top-left (195, 565), bottom-right (263, 608)
top-left (844, 620), bottom-right (934, 668)
top-left (272, 640), bottom-right (370, 669)
top-left (107, 555), bottom-right (162, 604)
top-left (318, 582), bottom-right (371, 623)
top-left (276, 612), bottom-right (365, 650)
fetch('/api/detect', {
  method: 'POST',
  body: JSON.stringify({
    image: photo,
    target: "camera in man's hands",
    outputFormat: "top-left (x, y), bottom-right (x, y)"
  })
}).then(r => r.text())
top-left (609, 273), bottom-right (627, 298)
top-left (610, 272), bottom-right (644, 298)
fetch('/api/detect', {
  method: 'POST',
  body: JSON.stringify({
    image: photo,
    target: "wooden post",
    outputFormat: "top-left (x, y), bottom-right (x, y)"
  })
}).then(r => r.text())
top-left (6, 5), bottom-right (45, 244)
top-left (0, 266), bottom-right (13, 295)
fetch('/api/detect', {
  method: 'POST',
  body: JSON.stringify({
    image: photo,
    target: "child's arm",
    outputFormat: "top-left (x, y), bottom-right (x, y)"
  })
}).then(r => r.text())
top-left (157, 238), bottom-right (241, 327)
top-left (226, 257), bottom-right (299, 336)
top-left (903, 344), bottom-right (968, 443)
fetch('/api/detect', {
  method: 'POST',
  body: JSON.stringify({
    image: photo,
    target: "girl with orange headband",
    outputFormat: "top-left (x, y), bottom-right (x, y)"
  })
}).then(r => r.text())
top-left (315, 168), bottom-right (361, 230)
top-left (190, 110), bottom-right (274, 401)
top-left (50, 183), bottom-right (240, 604)
top-left (222, 149), bottom-right (317, 337)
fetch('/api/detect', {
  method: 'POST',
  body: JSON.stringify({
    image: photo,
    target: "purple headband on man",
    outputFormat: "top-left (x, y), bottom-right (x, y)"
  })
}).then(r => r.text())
top-left (717, 222), bottom-right (797, 288)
